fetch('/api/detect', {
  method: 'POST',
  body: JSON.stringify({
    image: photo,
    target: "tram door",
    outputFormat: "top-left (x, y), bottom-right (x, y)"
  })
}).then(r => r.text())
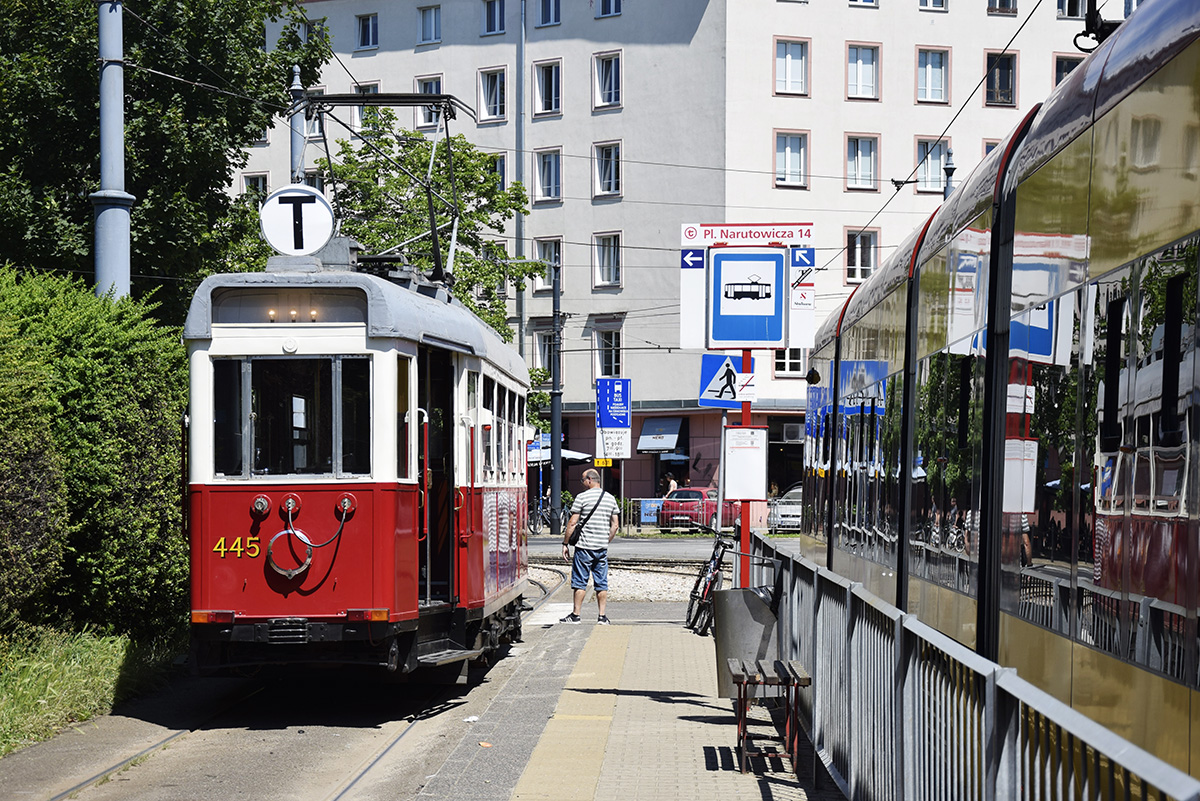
top-left (418, 347), bottom-right (456, 605)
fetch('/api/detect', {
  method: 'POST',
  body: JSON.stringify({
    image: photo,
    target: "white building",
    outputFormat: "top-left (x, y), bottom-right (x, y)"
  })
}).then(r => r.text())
top-left (250, 0), bottom-right (1133, 500)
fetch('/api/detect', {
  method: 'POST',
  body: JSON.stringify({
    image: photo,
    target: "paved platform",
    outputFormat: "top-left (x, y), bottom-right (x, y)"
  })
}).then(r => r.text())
top-left (421, 591), bottom-right (844, 801)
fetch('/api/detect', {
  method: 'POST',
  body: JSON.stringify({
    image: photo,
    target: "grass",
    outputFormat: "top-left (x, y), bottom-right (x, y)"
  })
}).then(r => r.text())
top-left (0, 625), bottom-right (184, 758)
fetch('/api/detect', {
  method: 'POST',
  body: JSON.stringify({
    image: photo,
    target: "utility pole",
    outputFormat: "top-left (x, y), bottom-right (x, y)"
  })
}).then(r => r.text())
top-left (91, 0), bottom-right (134, 299)
top-left (289, 66), bottom-right (305, 184)
top-left (550, 261), bottom-right (564, 540)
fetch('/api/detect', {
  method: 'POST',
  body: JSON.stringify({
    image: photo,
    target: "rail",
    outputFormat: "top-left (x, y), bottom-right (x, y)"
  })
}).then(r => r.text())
top-left (749, 532), bottom-right (1200, 801)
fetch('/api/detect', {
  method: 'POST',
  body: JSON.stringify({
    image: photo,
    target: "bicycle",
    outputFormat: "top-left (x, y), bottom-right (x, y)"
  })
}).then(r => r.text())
top-left (685, 523), bottom-right (737, 637)
top-left (527, 503), bottom-right (551, 536)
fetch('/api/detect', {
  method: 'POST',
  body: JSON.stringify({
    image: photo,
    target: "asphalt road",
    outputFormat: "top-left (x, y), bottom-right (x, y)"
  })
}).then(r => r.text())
top-left (526, 534), bottom-right (718, 562)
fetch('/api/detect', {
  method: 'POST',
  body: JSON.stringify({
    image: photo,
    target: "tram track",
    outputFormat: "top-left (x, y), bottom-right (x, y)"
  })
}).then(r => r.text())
top-left (40, 570), bottom-right (571, 801)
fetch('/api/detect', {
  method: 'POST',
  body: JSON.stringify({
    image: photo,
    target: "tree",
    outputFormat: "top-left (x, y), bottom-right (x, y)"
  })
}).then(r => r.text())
top-left (318, 110), bottom-right (536, 340)
top-left (0, 268), bottom-right (188, 637)
top-left (0, 0), bottom-right (330, 322)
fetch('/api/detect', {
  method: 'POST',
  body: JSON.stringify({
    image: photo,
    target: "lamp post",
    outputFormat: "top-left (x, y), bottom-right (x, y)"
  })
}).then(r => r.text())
top-left (943, 148), bottom-right (957, 200)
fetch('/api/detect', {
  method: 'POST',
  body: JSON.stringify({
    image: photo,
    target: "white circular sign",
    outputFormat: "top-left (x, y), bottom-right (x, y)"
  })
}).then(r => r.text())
top-left (259, 184), bottom-right (335, 256)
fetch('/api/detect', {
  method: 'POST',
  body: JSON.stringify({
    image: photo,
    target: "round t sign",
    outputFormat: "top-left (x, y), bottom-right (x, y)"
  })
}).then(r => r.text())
top-left (259, 184), bottom-right (335, 256)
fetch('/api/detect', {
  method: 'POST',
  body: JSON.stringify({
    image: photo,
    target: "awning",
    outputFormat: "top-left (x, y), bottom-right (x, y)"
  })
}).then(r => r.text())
top-left (528, 448), bottom-right (593, 465)
top-left (638, 417), bottom-right (682, 453)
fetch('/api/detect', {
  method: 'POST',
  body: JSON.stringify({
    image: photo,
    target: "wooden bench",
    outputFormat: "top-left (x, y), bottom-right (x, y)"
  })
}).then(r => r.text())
top-left (726, 658), bottom-right (811, 774)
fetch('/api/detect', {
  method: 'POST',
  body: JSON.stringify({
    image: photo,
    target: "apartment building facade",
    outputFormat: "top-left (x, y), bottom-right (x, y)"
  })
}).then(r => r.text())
top-left (248, 0), bottom-right (1132, 499)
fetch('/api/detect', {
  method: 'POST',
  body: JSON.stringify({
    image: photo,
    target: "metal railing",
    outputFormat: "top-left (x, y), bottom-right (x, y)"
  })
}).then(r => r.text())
top-left (750, 532), bottom-right (1200, 801)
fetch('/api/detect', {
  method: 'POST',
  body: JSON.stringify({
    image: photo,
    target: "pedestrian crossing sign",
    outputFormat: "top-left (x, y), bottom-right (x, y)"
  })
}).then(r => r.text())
top-left (698, 353), bottom-right (755, 409)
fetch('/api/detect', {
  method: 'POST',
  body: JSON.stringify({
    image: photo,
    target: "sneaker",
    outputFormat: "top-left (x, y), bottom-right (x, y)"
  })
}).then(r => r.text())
top-left (596, 615), bottom-right (611, 625)
top-left (559, 613), bottom-right (581, 624)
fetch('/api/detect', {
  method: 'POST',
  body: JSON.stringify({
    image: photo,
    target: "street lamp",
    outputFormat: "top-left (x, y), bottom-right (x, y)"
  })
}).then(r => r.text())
top-left (943, 148), bottom-right (957, 200)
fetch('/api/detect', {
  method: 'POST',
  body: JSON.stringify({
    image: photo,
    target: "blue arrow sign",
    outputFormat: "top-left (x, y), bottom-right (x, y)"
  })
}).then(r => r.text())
top-left (790, 247), bottom-right (815, 268)
top-left (681, 248), bottom-right (704, 269)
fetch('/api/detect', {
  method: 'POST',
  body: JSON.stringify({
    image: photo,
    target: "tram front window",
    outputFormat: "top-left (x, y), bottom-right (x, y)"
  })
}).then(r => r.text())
top-left (211, 356), bottom-right (371, 478)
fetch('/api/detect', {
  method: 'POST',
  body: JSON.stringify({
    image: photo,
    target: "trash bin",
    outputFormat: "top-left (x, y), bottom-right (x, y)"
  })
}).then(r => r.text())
top-left (712, 586), bottom-right (778, 699)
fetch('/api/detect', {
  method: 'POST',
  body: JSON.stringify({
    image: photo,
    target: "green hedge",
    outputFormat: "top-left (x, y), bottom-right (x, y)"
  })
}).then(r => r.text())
top-left (0, 269), bottom-right (187, 637)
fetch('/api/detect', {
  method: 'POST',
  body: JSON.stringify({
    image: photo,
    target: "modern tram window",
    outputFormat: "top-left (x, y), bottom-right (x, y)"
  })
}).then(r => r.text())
top-left (211, 356), bottom-right (371, 478)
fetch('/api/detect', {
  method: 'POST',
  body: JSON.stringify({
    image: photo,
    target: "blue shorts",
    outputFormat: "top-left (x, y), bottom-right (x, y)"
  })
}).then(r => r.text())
top-left (571, 548), bottom-right (609, 592)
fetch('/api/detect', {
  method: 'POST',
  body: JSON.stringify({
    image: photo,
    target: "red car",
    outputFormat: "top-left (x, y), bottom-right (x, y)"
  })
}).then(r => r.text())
top-left (657, 489), bottom-right (739, 530)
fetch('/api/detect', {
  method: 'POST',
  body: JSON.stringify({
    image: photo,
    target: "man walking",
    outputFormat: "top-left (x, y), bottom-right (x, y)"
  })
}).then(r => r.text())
top-left (560, 469), bottom-right (621, 624)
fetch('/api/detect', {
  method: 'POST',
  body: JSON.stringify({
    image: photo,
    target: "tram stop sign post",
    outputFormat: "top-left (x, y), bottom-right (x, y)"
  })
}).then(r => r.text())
top-left (260, 184), bottom-right (335, 257)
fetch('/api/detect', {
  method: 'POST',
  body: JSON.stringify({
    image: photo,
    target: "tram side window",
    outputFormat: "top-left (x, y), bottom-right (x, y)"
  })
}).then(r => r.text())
top-left (484, 376), bottom-right (496, 480)
top-left (467, 371), bottom-right (480, 482)
top-left (398, 356), bottom-right (411, 479)
top-left (213, 359), bottom-right (244, 476)
top-left (342, 358), bottom-right (371, 475)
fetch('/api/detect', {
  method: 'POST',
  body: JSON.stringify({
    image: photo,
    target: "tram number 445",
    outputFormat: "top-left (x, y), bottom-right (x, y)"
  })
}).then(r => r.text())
top-left (212, 536), bottom-right (260, 558)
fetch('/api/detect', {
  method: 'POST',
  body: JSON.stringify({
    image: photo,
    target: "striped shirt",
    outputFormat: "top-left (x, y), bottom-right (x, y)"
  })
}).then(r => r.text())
top-left (569, 488), bottom-right (620, 550)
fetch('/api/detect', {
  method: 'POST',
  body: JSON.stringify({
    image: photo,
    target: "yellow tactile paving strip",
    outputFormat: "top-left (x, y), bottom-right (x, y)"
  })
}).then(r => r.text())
top-left (511, 626), bottom-right (630, 800)
top-left (513, 624), bottom-right (829, 801)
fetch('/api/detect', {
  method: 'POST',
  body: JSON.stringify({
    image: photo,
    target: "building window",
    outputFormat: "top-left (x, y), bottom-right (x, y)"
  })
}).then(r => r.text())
top-left (483, 0), bottom-right (505, 34)
top-left (1131, 116), bottom-right (1162, 169)
top-left (538, 0), bottom-right (560, 25)
top-left (775, 40), bottom-right (808, 95)
top-left (419, 6), bottom-right (441, 43)
top-left (988, 0), bottom-right (1017, 13)
top-left (480, 68), bottom-right (506, 120)
top-left (1057, 0), bottom-right (1083, 16)
top-left (984, 139), bottom-right (1000, 156)
top-left (986, 53), bottom-right (1016, 106)
top-left (417, 76), bottom-right (442, 127)
top-left (848, 45), bottom-right (879, 99)
top-left (534, 325), bottom-right (556, 373)
top-left (305, 88), bottom-right (324, 138)
top-left (356, 14), bottom-right (378, 49)
top-left (775, 348), bottom-right (808, 376)
top-left (533, 239), bottom-right (561, 293)
top-left (917, 140), bottom-right (947, 192)
top-left (847, 230), bottom-right (877, 282)
top-left (595, 328), bottom-right (622, 378)
top-left (243, 173), bottom-right (268, 200)
top-left (491, 153), bottom-right (506, 188)
top-left (1055, 55), bottom-right (1083, 86)
top-left (594, 233), bottom-right (621, 286)
top-left (303, 18), bottom-right (327, 44)
top-left (917, 49), bottom-right (947, 103)
top-left (847, 136), bottom-right (877, 190)
top-left (595, 142), bottom-right (621, 196)
top-left (848, 0), bottom-right (877, 5)
top-left (535, 60), bottom-right (561, 115)
top-left (775, 132), bottom-right (807, 187)
top-left (353, 82), bottom-right (380, 131)
top-left (595, 52), bottom-right (621, 108)
top-left (304, 171), bottom-right (324, 193)
top-left (597, 0), bottom-right (621, 18)
top-left (536, 149), bottom-right (561, 201)
top-left (919, 0), bottom-right (947, 8)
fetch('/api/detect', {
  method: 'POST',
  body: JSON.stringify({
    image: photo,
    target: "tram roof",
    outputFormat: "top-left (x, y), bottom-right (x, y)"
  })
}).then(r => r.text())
top-left (183, 260), bottom-right (529, 386)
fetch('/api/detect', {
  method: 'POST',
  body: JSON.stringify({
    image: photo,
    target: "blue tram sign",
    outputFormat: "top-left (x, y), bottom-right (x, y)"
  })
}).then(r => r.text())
top-left (707, 248), bottom-right (787, 349)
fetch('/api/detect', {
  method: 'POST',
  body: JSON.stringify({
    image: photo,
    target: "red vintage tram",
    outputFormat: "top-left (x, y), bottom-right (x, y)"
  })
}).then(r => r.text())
top-left (184, 250), bottom-right (529, 676)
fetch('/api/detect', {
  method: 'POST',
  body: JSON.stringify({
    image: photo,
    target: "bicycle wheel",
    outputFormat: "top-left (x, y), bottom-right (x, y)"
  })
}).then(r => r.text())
top-left (685, 568), bottom-right (709, 630)
top-left (695, 572), bottom-right (723, 637)
top-left (528, 508), bottom-right (543, 536)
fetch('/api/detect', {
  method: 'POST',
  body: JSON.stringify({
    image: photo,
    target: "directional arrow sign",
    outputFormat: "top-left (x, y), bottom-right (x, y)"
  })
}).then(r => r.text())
top-left (681, 248), bottom-right (704, 269)
top-left (790, 246), bottom-right (815, 268)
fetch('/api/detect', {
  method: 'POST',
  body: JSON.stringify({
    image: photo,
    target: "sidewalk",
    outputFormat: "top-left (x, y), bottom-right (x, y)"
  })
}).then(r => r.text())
top-left (424, 597), bottom-right (842, 801)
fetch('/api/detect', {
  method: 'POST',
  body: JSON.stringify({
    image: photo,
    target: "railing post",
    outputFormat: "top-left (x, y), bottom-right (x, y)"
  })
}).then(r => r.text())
top-left (988, 667), bottom-right (1019, 800)
top-left (894, 612), bottom-right (911, 801)
top-left (846, 582), bottom-right (858, 799)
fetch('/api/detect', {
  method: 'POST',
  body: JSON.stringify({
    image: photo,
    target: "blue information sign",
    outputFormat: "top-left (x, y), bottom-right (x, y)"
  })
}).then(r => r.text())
top-left (790, 247), bottom-right (815, 268)
top-left (596, 378), bottom-right (631, 429)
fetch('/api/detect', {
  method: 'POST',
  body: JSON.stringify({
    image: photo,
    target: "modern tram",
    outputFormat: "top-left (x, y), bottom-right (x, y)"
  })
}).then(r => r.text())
top-left (184, 250), bottom-right (529, 677)
top-left (800, 0), bottom-right (1200, 774)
